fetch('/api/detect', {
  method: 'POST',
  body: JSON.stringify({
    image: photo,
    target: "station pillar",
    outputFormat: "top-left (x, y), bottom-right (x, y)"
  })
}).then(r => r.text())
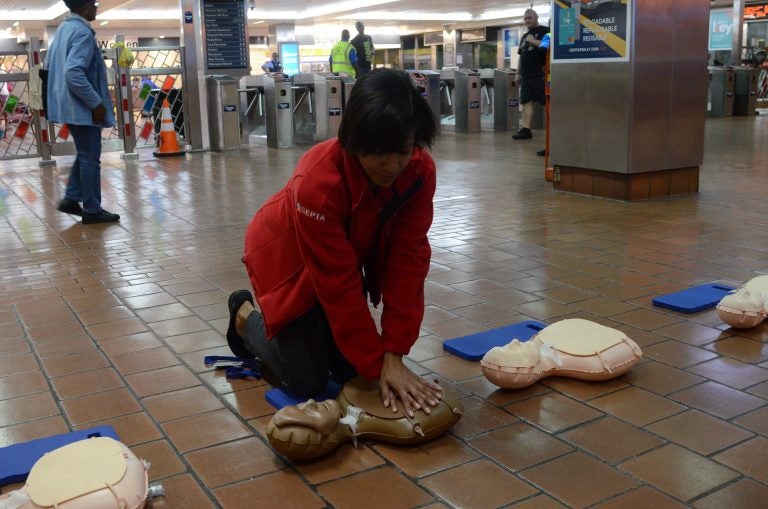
top-left (549, 0), bottom-right (709, 200)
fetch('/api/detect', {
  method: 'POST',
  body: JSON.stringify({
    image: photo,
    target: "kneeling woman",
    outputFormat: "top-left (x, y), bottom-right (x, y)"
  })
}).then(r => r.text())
top-left (228, 69), bottom-right (442, 417)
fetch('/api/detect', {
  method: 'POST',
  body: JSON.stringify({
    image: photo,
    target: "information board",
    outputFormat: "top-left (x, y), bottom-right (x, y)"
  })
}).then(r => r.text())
top-left (552, 0), bottom-right (632, 63)
top-left (745, 2), bottom-right (768, 20)
top-left (204, 0), bottom-right (248, 70)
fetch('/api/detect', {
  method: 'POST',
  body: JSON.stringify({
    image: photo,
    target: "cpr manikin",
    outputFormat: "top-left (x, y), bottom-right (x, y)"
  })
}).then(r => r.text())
top-left (266, 377), bottom-right (463, 460)
top-left (0, 437), bottom-right (158, 509)
top-left (716, 275), bottom-right (768, 329)
top-left (481, 319), bottom-right (642, 389)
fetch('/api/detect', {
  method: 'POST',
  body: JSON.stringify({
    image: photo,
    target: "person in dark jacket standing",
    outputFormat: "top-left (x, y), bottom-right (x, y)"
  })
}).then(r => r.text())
top-left (227, 69), bottom-right (442, 417)
top-left (351, 21), bottom-right (375, 76)
top-left (47, 0), bottom-right (120, 224)
top-left (513, 9), bottom-right (550, 141)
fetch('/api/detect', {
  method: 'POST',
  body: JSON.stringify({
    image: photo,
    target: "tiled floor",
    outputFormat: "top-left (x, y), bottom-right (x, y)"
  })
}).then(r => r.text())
top-left (1, 115), bottom-right (767, 508)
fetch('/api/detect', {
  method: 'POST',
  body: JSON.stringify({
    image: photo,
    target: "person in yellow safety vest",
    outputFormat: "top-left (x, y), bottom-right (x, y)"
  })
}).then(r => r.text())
top-left (329, 29), bottom-right (359, 78)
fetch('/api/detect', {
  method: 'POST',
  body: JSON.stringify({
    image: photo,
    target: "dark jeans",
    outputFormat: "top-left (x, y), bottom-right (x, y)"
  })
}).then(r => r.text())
top-left (243, 305), bottom-right (357, 398)
top-left (66, 124), bottom-right (103, 214)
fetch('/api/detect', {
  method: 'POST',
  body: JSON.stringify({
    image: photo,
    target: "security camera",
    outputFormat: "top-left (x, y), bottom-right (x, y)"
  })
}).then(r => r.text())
top-left (249, 0), bottom-right (255, 10)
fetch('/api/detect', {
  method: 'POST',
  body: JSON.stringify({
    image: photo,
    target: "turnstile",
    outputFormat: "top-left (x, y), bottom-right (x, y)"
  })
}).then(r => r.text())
top-left (733, 67), bottom-right (758, 116)
top-left (709, 67), bottom-right (735, 117)
top-left (477, 69), bottom-right (519, 131)
top-left (239, 74), bottom-right (294, 148)
top-left (493, 69), bottom-right (519, 131)
top-left (293, 73), bottom-right (343, 144)
top-left (265, 74), bottom-right (294, 148)
top-left (206, 75), bottom-right (240, 151)
top-left (408, 70), bottom-right (441, 134)
top-left (439, 68), bottom-right (481, 132)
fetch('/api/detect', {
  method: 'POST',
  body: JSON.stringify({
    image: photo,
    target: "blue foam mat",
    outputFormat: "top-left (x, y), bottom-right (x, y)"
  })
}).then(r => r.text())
top-left (265, 380), bottom-right (342, 410)
top-left (0, 425), bottom-right (118, 487)
top-left (652, 283), bottom-right (735, 314)
top-left (443, 320), bottom-right (548, 361)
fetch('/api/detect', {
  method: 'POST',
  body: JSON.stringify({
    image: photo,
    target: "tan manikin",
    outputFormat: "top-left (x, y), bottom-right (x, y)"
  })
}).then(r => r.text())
top-left (481, 319), bottom-right (643, 389)
top-left (0, 437), bottom-right (150, 509)
top-left (266, 377), bottom-right (463, 460)
top-left (716, 275), bottom-right (768, 329)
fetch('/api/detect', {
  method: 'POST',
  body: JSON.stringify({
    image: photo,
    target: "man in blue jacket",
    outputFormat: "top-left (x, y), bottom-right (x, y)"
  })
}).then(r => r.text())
top-left (47, 0), bottom-right (120, 224)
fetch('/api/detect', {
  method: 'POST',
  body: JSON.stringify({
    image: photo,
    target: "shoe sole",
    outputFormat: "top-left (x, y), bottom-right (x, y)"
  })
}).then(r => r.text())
top-left (227, 290), bottom-right (256, 359)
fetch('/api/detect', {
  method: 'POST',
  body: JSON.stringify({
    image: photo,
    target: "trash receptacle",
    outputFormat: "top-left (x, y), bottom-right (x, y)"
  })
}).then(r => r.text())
top-left (206, 75), bottom-right (240, 151)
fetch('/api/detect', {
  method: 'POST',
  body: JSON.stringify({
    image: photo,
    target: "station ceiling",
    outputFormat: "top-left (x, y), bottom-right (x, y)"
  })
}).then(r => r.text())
top-left (2, 0), bottom-right (552, 35)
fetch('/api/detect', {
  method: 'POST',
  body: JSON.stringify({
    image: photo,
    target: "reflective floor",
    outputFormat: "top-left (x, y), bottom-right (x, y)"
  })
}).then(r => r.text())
top-left (1, 116), bottom-right (767, 508)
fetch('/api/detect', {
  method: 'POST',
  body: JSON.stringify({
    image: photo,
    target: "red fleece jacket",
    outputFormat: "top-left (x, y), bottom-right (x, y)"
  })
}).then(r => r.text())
top-left (243, 139), bottom-right (436, 380)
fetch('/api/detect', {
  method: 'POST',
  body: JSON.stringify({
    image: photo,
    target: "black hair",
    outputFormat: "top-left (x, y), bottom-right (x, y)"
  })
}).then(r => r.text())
top-left (338, 68), bottom-right (437, 155)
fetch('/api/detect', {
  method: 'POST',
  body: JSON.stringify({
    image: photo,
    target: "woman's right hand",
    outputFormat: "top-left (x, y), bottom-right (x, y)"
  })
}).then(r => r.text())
top-left (378, 352), bottom-right (443, 418)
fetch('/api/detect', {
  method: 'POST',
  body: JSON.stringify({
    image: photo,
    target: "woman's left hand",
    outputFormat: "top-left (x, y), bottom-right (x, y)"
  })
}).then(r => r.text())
top-left (378, 352), bottom-right (443, 417)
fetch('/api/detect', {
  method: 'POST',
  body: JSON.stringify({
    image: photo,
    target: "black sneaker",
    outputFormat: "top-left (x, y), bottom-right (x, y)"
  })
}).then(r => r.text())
top-left (537, 149), bottom-right (546, 157)
top-left (82, 210), bottom-right (120, 224)
top-left (227, 290), bottom-right (256, 359)
top-left (512, 127), bottom-right (533, 140)
top-left (57, 199), bottom-right (83, 216)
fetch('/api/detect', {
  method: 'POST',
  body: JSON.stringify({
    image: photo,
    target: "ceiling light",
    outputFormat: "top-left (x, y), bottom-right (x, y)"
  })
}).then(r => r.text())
top-left (99, 20), bottom-right (108, 25)
top-left (336, 11), bottom-right (473, 21)
top-left (253, 20), bottom-right (265, 24)
top-left (159, 35), bottom-right (165, 38)
top-left (12, 21), bottom-right (19, 27)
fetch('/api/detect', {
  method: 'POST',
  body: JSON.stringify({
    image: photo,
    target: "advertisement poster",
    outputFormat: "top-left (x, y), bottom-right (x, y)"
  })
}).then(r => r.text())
top-left (552, 0), bottom-right (631, 63)
top-left (503, 28), bottom-right (521, 59)
top-left (280, 42), bottom-right (301, 76)
top-left (708, 9), bottom-right (733, 51)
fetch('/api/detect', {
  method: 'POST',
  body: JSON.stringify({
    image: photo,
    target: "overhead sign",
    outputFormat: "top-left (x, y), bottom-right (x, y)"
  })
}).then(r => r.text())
top-left (203, 0), bottom-right (248, 70)
top-left (552, 0), bottom-right (632, 63)
top-left (709, 9), bottom-right (733, 51)
top-left (745, 2), bottom-right (768, 20)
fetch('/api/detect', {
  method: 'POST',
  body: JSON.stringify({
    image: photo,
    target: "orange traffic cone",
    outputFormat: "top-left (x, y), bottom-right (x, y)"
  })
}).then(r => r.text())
top-left (153, 99), bottom-right (185, 157)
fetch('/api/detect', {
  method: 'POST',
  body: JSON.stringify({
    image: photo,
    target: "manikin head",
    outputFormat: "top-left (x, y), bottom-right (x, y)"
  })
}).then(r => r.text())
top-left (275, 399), bottom-right (342, 435)
top-left (484, 338), bottom-right (543, 368)
top-left (523, 9), bottom-right (539, 30)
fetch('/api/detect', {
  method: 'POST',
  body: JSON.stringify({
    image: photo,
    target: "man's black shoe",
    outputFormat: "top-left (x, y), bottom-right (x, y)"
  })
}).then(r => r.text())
top-left (57, 199), bottom-right (83, 216)
top-left (537, 149), bottom-right (546, 157)
top-left (81, 210), bottom-right (120, 224)
top-left (227, 290), bottom-right (256, 359)
top-left (512, 128), bottom-right (533, 140)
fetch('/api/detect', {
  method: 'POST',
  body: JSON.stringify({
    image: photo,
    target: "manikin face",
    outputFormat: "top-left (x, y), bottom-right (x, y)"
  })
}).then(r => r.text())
top-left (278, 399), bottom-right (341, 434)
top-left (523, 10), bottom-right (538, 29)
top-left (358, 133), bottom-right (416, 188)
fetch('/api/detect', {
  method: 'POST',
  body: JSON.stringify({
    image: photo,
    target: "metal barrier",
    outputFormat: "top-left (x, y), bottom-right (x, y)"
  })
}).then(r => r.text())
top-left (120, 42), bottom-right (185, 154)
top-left (0, 46), bottom-right (37, 161)
top-left (1, 36), bottom-right (186, 164)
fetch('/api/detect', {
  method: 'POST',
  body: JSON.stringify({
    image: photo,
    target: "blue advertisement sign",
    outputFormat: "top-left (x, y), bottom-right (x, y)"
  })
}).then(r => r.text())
top-left (709, 10), bottom-right (733, 51)
top-left (552, 0), bottom-right (631, 63)
top-left (279, 42), bottom-right (300, 76)
top-left (503, 28), bottom-right (520, 59)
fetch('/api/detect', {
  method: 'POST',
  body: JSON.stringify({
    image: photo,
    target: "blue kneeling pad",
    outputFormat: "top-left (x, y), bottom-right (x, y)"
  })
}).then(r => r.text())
top-left (443, 320), bottom-right (548, 361)
top-left (265, 380), bottom-right (342, 410)
top-left (652, 283), bottom-right (735, 314)
top-left (0, 425), bottom-right (118, 487)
